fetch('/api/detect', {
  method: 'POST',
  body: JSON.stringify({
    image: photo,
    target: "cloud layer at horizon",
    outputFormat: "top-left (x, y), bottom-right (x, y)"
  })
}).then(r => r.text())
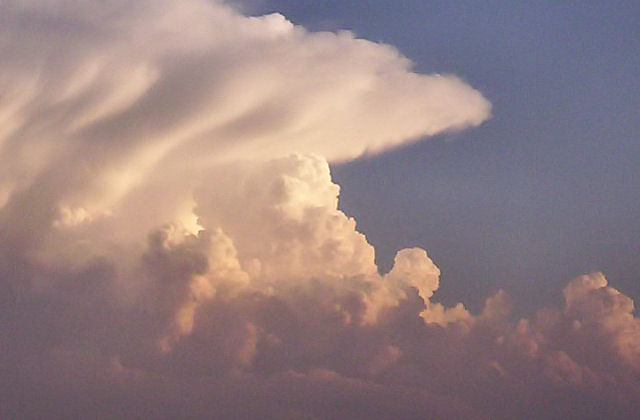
top-left (1, 1), bottom-right (638, 418)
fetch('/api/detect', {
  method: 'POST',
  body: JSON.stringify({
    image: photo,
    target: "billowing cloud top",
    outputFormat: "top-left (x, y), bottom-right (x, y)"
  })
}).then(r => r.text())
top-left (1, 1), bottom-right (638, 419)
top-left (0, 0), bottom-right (489, 216)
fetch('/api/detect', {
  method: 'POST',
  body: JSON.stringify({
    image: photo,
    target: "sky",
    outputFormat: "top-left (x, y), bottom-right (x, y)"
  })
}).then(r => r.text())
top-left (242, 0), bottom-right (640, 313)
top-left (0, 1), bottom-right (639, 419)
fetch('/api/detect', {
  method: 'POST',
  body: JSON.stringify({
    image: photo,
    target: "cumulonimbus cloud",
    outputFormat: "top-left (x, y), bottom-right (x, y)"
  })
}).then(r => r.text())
top-left (1, 1), bottom-right (638, 419)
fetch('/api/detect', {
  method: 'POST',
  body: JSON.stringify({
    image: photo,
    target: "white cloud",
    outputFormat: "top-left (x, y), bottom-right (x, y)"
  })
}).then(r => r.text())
top-left (1, 1), bottom-right (638, 419)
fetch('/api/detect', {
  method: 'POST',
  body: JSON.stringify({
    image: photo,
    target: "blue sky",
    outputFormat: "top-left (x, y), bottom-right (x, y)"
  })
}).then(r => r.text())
top-left (244, 0), bottom-right (640, 312)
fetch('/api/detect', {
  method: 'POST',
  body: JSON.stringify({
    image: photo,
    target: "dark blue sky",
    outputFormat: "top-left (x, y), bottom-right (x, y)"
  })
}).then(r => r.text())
top-left (241, 0), bottom-right (640, 313)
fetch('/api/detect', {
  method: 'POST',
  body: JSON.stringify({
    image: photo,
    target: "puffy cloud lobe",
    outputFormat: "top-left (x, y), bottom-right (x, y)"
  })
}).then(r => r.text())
top-left (0, 0), bottom-right (639, 419)
top-left (386, 248), bottom-right (440, 301)
top-left (4, 152), bottom-right (640, 419)
top-left (195, 155), bottom-right (378, 283)
top-left (141, 225), bottom-right (249, 352)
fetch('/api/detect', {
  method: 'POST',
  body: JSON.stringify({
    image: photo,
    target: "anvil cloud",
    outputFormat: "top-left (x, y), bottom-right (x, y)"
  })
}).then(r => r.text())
top-left (0, 1), bottom-right (638, 419)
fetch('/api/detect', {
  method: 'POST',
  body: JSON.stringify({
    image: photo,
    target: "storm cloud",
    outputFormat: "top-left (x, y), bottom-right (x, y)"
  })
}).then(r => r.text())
top-left (1, 1), bottom-right (638, 419)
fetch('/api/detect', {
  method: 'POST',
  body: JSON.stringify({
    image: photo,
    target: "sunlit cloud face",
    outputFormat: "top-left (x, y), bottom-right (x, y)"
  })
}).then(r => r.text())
top-left (0, 1), bottom-right (638, 419)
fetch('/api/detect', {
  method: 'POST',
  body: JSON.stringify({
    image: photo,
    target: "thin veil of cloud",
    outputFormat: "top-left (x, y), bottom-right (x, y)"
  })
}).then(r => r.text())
top-left (0, 1), bottom-right (638, 419)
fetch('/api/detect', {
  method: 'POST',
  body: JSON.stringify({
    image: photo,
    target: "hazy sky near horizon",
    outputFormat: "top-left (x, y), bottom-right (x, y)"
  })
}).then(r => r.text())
top-left (242, 0), bottom-right (640, 313)
top-left (1, 1), bottom-right (639, 418)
